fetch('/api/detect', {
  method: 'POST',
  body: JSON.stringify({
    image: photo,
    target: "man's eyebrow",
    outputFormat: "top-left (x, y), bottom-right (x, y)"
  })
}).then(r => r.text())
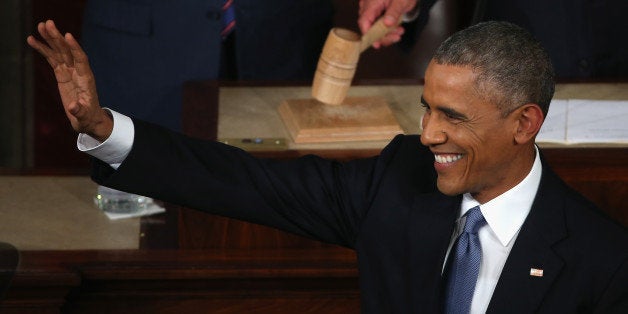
top-left (440, 106), bottom-right (467, 119)
top-left (421, 96), bottom-right (468, 120)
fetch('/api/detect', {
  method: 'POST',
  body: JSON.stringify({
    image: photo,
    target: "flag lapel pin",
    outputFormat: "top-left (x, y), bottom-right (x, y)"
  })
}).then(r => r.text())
top-left (530, 268), bottom-right (544, 277)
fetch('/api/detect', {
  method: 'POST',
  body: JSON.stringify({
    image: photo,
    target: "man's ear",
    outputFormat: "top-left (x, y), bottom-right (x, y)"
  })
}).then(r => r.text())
top-left (513, 104), bottom-right (544, 144)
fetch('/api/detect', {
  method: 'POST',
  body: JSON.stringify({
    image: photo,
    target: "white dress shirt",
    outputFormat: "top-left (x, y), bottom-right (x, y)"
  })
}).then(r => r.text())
top-left (445, 147), bottom-right (542, 313)
top-left (79, 110), bottom-right (543, 313)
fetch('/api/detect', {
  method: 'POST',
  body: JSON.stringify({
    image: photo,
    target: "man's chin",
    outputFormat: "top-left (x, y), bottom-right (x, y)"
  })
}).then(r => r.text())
top-left (436, 179), bottom-right (463, 196)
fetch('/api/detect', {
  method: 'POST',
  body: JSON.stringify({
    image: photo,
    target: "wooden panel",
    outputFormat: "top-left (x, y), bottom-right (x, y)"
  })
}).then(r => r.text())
top-left (3, 249), bottom-right (359, 313)
top-left (181, 81), bottom-right (219, 141)
top-left (0, 243), bottom-right (19, 301)
top-left (541, 147), bottom-right (628, 226)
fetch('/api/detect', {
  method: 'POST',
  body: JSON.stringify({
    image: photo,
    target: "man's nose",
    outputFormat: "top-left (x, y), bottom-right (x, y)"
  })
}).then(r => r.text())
top-left (420, 116), bottom-right (447, 146)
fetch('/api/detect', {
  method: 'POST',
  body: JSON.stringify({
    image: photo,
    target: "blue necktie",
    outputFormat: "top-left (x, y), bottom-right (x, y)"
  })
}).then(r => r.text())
top-left (445, 206), bottom-right (487, 314)
top-left (221, 0), bottom-right (236, 39)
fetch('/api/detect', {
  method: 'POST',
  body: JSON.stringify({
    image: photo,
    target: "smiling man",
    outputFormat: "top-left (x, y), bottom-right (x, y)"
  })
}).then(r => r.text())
top-left (420, 23), bottom-right (553, 205)
top-left (28, 20), bottom-right (627, 313)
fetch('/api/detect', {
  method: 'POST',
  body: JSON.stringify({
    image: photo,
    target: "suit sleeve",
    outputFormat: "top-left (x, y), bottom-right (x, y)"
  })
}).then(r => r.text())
top-left (91, 119), bottom-right (417, 248)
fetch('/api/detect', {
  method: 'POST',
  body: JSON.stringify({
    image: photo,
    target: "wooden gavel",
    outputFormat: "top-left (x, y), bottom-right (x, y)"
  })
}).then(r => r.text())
top-left (311, 18), bottom-right (401, 105)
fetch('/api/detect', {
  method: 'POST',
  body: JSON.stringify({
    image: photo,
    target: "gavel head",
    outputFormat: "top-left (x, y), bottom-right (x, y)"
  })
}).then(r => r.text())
top-left (311, 28), bottom-right (361, 105)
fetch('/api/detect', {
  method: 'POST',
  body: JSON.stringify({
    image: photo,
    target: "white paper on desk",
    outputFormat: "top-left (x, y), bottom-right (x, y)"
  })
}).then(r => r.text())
top-left (538, 99), bottom-right (568, 143)
top-left (567, 99), bottom-right (628, 143)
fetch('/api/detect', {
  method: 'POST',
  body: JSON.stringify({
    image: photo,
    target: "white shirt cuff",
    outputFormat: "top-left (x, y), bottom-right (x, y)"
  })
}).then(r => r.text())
top-left (77, 108), bottom-right (134, 170)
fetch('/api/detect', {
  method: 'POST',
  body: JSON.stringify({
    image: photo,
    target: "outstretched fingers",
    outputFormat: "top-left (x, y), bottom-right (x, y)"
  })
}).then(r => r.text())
top-left (42, 20), bottom-right (75, 68)
top-left (64, 32), bottom-right (92, 77)
top-left (27, 20), bottom-right (109, 137)
top-left (27, 21), bottom-right (77, 83)
top-left (27, 23), bottom-right (59, 68)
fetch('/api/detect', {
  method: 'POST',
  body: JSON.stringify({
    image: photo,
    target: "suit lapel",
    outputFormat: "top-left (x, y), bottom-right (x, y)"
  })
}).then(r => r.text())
top-left (487, 165), bottom-right (568, 313)
top-left (408, 192), bottom-right (460, 312)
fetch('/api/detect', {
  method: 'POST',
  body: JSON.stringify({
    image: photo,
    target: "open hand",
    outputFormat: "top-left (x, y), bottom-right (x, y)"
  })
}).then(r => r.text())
top-left (27, 20), bottom-right (112, 141)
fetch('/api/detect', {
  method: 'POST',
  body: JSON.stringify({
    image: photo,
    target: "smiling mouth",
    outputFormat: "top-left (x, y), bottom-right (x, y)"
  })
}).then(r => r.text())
top-left (434, 154), bottom-right (463, 164)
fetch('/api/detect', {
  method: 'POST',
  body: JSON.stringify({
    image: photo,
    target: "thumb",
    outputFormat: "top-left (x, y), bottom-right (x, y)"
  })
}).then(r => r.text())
top-left (358, 1), bottom-right (386, 34)
top-left (383, 1), bottom-right (412, 26)
top-left (67, 101), bottom-right (80, 116)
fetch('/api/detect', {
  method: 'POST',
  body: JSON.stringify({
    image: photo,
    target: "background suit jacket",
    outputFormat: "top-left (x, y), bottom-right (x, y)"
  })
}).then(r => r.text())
top-left (477, 0), bottom-right (627, 79)
top-left (81, 0), bottom-right (334, 131)
top-left (92, 119), bottom-right (628, 313)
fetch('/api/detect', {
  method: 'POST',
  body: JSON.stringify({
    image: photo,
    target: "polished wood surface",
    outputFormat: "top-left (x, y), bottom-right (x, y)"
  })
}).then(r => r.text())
top-left (541, 148), bottom-right (628, 225)
top-left (279, 96), bottom-right (403, 143)
top-left (2, 249), bottom-right (358, 314)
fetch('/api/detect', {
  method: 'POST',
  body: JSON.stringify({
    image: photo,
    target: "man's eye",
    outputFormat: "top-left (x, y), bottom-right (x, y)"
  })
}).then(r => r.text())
top-left (444, 113), bottom-right (465, 123)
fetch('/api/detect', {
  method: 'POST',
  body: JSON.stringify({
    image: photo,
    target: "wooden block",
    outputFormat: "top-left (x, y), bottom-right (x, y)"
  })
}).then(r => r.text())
top-left (278, 96), bottom-right (404, 143)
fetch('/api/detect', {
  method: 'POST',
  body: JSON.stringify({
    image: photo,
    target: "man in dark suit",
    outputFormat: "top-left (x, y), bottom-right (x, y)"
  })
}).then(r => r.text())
top-left (81, 0), bottom-right (334, 131)
top-left (28, 20), bottom-right (627, 313)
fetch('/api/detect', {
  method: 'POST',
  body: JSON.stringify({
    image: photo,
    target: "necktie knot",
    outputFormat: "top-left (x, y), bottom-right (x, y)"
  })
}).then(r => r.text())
top-left (463, 206), bottom-right (486, 234)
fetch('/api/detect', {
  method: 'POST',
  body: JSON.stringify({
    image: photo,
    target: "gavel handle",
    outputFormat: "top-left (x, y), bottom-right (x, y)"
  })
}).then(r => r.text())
top-left (359, 17), bottom-right (403, 53)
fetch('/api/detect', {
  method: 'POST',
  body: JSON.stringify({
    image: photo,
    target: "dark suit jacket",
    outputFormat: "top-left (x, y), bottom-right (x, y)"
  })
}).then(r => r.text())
top-left (92, 120), bottom-right (628, 313)
top-left (81, 0), bottom-right (333, 130)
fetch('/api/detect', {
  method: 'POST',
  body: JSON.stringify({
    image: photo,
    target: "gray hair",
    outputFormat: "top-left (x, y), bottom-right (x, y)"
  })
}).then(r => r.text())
top-left (433, 21), bottom-right (555, 117)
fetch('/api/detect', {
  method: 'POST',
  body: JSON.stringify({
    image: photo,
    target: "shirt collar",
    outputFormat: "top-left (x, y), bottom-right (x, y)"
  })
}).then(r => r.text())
top-left (460, 146), bottom-right (542, 246)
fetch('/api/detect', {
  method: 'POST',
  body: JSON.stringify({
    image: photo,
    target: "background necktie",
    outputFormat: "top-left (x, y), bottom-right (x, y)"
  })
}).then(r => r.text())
top-left (221, 0), bottom-right (236, 39)
top-left (445, 206), bottom-right (487, 314)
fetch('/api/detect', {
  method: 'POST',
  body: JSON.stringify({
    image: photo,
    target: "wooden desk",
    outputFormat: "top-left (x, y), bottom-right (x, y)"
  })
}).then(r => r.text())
top-left (0, 174), bottom-right (359, 313)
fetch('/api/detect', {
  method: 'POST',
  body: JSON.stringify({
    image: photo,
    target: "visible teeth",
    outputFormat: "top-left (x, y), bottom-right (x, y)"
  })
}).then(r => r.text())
top-left (435, 154), bottom-right (463, 164)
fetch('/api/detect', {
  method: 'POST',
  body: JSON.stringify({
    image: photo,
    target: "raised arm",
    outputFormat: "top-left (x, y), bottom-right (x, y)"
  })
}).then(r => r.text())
top-left (358, 0), bottom-right (418, 48)
top-left (26, 20), bottom-right (112, 142)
